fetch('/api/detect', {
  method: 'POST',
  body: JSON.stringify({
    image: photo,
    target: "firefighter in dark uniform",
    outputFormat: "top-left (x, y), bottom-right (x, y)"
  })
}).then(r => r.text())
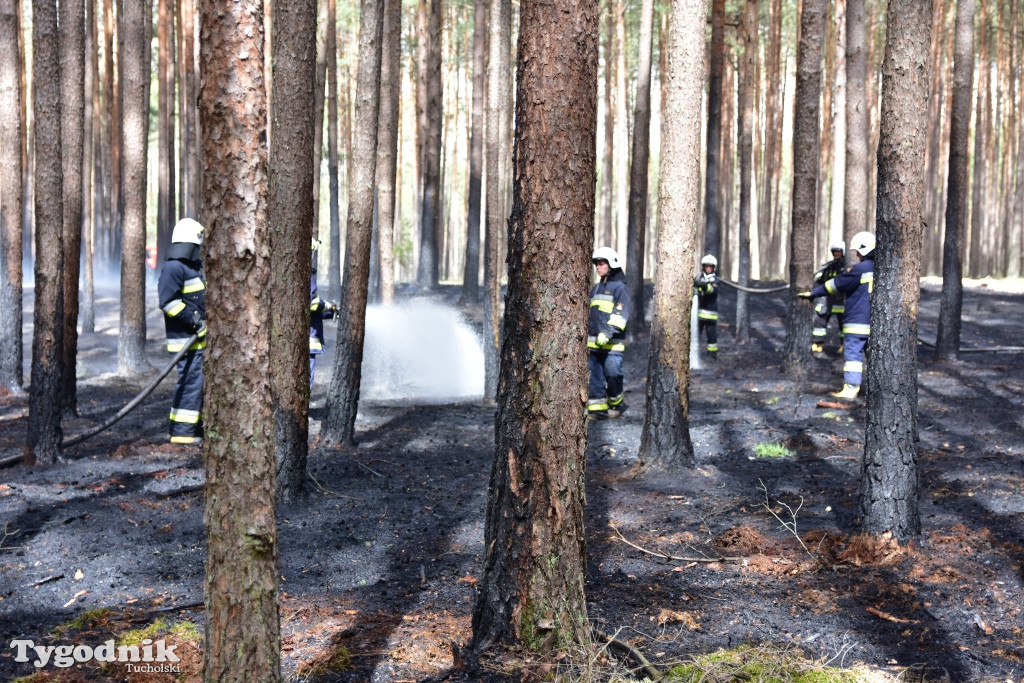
top-left (801, 231), bottom-right (875, 399)
top-left (308, 239), bottom-right (336, 388)
top-left (158, 218), bottom-right (206, 444)
top-left (812, 241), bottom-right (847, 353)
top-left (587, 247), bottom-right (630, 420)
top-left (694, 254), bottom-right (719, 354)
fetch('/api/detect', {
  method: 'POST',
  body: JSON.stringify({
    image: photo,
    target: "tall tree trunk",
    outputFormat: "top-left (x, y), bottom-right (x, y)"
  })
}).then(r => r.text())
top-left (157, 0), bottom-right (174, 264)
top-left (376, 0), bottom-right (400, 304)
top-left (613, 0), bottom-right (628, 255)
top-left (416, 0), bottom-right (442, 290)
top-left (784, 0), bottom-right (827, 381)
top-left (312, 0), bottom-right (326, 235)
top-left (270, 0), bottom-right (317, 500)
top-left (635, 0), bottom-right (705, 471)
top-left (625, 0), bottom-right (653, 335)
top-left (118, 0), bottom-right (150, 375)
top-left (28, 0), bottom-right (64, 463)
top-left (599, 0), bottom-right (613, 246)
top-left (759, 0), bottom-right (782, 279)
top-left (182, 0), bottom-right (200, 218)
top-left (934, 0), bottom-right (972, 361)
top-left (830, 0), bottom-right (847, 245)
top-left (967, 3), bottom-right (989, 277)
top-left (82, 0), bottom-right (97, 333)
top-left (735, 0), bottom-right (756, 344)
top-left (860, 0), bottom-right (932, 543)
top-left (322, 0), bottom-right (384, 446)
top-left (459, 0), bottom-right (485, 304)
top-left (59, 0), bottom-right (84, 417)
top-left (198, 0), bottom-right (281, 677)
top-left (844, 0), bottom-right (869, 245)
top-left (704, 0), bottom-right (725, 260)
top-left (470, 0), bottom-right (597, 647)
top-left (482, 0), bottom-right (510, 400)
top-left (108, 0), bottom-right (122, 266)
top-left (0, 0), bottom-right (23, 393)
top-left (326, 0), bottom-right (341, 300)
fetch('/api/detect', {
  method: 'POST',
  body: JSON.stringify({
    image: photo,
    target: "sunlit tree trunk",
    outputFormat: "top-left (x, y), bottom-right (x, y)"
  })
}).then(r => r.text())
top-left (599, 0), bottom-right (613, 247)
top-left (735, 0), bottom-right (756, 344)
top-left (967, 3), bottom-right (989, 277)
top-left (311, 0), bottom-right (326, 235)
top-left (376, 0), bottom-right (400, 304)
top-left (860, 0), bottom-right (932, 543)
top-left (625, 0), bottom-right (653, 335)
top-left (178, 0), bottom-right (199, 218)
top-left (635, 0), bottom-right (705, 471)
top-left (471, 0), bottom-right (597, 646)
top-left (322, 0), bottom-right (384, 446)
top-left (934, 0), bottom-right (973, 361)
top-left (784, 0), bottom-right (826, 381)
top-left (325, 0), bottom-right (341, 299)
top-left (81, 0), bottom-right (97, 333)
top-left (198, 0), bottom-right (281, 677)
top-left (28, 0), bottom-right (64, 464)
top-left (157, 0), bottom-right (174, 265)
top-left (844, 0), bottom-right (869, 245)
top-left (459, 0), bottom-right (485, 304)
top-left (416, 0), bottom-right (441, 290)
top-left (830, 0), bottom-right (847, 246)
top-left (270, 0), bottom-right (316, 500)
top-left (704, 0), bottom-right (725, 260)
top-left (0, 0), bottom-right (23, 393)
top-left (759, 0), bottom-right (782, 278)
top-left (613, 0), bottom-right (627, 255)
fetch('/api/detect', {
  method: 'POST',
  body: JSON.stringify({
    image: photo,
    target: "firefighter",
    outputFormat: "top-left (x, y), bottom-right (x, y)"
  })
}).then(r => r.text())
top-left (694, 254), bottom-right (719, 354)
top-left (158, 218), bottom-right (206, 445)
top-left (587, 247), bottom-right (630, 420)
top-left (811, 241), bottom-right (847, 353)
top-left (799, 231), bottom-right (875, 399)
top-left (309, 239), bottom-right (337, 388)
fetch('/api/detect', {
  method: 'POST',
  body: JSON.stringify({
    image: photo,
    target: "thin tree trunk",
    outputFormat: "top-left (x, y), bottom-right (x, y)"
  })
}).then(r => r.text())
top-left (416, 0), bottom-right (442, 290)
top-left (326, 0), bottom-right (341, 300)
top-left (471, 0), bottom-right (598, 646)
top-left (198, 0), bottom-right (281, 676)
top-left (613, 0), bottom-right (627, 255)
top-left (830, 0), bottom-right (847, 245)
top-left (784, 0), bottom-right (827, 380)
top-left (860, 0), bottom-right (932, 543)
top-left (934, 0), bottom-right (973, 361)
top-left (376, 0), bottom-right (400, 304)
top-left (967, 3), bottom-right (989, 277)
top-left (625, 0), bottom-right (653, 334)
top-left (28, 0), bottom-right (64, 463)
top-left (312, 0), bottom-right (326, 235)
top-left (635, 0), bottom-right (705, 471)
top-left (59, 0), bottom-right (84, 417)
top-left (758, 0), bottom-right (782, 279)
top-left (0, 0), bottom-right (23, 393)
top-left (270, 0), bottom-right (317, 500)
top-left (704, 0), bottom-right (725, 260)
top-left (844, 0), bottom-right (869, 244)
top-left (322, 0), bottom-right (384, 446)
top-left (157, 0), bottom-right (174, 264)
top-left (108, 0), bottom-right (122, 266)
top-left (599, 0), bottom-right (613, 247)
top-left (459, 0), bottom-right (485, 304)
top-left (177, 0), bottom-right (198, 219)
top-left (735, 0), bottom-right (756, 344)
top-left (82, 0), bottom-right (97, 333)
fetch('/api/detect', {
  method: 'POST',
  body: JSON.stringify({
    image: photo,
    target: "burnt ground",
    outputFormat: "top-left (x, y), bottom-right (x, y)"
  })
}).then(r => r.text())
top-left (0, 279), bottom-right (1023, 682)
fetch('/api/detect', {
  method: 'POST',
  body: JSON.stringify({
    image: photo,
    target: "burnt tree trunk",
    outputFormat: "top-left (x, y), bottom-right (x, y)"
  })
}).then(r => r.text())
top-left (625, 0), bottom-right (653, 334)
top-left (844, 0), bottom-right (869, 244)
top-left (471, 0), bottom-right (598, 649)
top-left (783, 0), bottom-right (826, 382)
top-left (270, 0), bottom-right (317, 500)
top-left (859, 0), bottom-right (933, 543)
top-left (635, 0), bottom-right (705, 471)
top-left (322, 0), bottom-right (384, 446)
top-left (375, 0), bottom-right (401, 305)
top-left (703, 0), bottom-right (725, 260)
top-left (416, 0), bottom-right (442, 291)
top-left (934, 0), bottom-right (973, 361)
top-left (0, 0), bottom-right (23, 393)
top-left (735, 0), bottom-right (756, 344)
top-left (198, 0), bottom-right (281, 677)
top-left (29, 0), bottom-right (64, 463)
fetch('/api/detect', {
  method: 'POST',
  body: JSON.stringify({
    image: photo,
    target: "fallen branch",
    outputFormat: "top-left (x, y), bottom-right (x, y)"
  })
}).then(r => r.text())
top-left (917, 337), bottom-right (1024, 354)
top-left (156, 483), bottom-right (205, 499)
top-left (150, 600), bottom-right (204, 614)
top-left (609, 522), bottom-right (740, 564)
top-left (23, 573), bottom-right (64, 589)
top-left (865, 606), bottom-right (918, 624)
top-left (816, 400), bottom-right (857, 410)
top-left (356, 460), bottom-right (384, 478)
top-left (593, 627), bottom-right (663, 682)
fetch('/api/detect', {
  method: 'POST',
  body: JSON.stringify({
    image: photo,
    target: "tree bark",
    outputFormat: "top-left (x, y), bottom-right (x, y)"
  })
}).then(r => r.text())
top-left (784, 0), bottom-right (827, 382)
top-left (471, 0), bottom-right (597, 649)
top-left (459, 0), bottom-right (485, 304)
top-left (703, 0), bottom-right (725, 260)
top-left (759, 0), bottom-right (782, 279)
top-left (325, 0), bottom-right (341, 300)
top-left (82, 0), bottom-right (97, 334)
top-left (482, 0), bottom-right (509, 402)
top-left (416, 0), bottom-right (442, 291)
top-left (934, 0), bottom-right (972, 361)
top-left (198, 0), bottom-right (281, 677)
top-left (118, 0), bottom-right (151, 375)
top-left (375, 0), bottom-right (400, 304)
top-left (312, 0), bottom-right (326, 236)
top-left (967, 3), bottom-right (989, 278)
top-left (844, 0), bottom-right (869, 245)
top-left (735, 0), bottom-right (756, 344)
top-left (28, 0), bottom-right (64, 464)
top-left (859, 0), bottom-right (932, 543)
top-left (322, 0), bottom-right (384, 446)
top-left (157, 0), bottom-right (174, 265)
top-left (635, 0), bottom-right (705, 471)
top-left (599, 0), bottom-right (613, 247)
top-left (613, 0), bottom-right (627, 254)
top-left (0, 0), bottom-right (23, 393)
top-left (178, 0), bottom-right (199, 219)
top-left (60, 0), bottom-right (84, 417)
top-left (625, 0), bottom-right (653, 335)
top-left (270, 0), bottom-right (317, 500)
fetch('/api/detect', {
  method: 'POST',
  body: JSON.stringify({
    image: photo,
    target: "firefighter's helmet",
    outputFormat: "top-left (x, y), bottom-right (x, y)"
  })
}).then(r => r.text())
top-left (829, 240), bottom-right (845, 254)
top-left (701, 254), bottom-right (718, 269)
top-left (850, 232), bottom-right (875, 257)
top-left (592, 247), bottom-right (622, 269)
top-left (171, 218), bottom-right (204, 245)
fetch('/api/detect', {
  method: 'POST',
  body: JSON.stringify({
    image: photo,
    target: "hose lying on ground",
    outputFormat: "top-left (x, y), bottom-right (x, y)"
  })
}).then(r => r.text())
top-left (916, 337), bottom-right (1024, 354)
top-left (61, 333), bottom-right (200, 449)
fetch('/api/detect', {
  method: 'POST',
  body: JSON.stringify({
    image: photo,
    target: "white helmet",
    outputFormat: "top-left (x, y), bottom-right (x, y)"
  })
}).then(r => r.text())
top-left (829, 240), bottom-right (845, 254)
top-left (850, 232), bottom-right (875, 257)
top-left (171, 217), bottom-right (204, 245)
top-left (701, 254), bottom-right (718, 268)
top-left (592, 247), bottom-right (622, 269)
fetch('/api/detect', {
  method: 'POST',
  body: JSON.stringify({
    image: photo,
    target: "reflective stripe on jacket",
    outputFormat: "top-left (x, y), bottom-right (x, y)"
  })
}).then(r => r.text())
top-left (588, 270), bottom-right (630, 352)
top-left (811, 257), bottom-right (873, 337)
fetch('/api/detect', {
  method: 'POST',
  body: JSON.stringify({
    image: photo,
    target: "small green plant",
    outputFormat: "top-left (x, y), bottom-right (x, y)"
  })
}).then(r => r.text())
top-left (169, 620), bottom-right (202, 643)
top-left (764, 396), bottom-right (781, 405)
top-left (299, 641), bottom-right (353, 678)
top-left (665, 643), bottom-right (874, 682)
top-left (118, 618), bottom-right (169, 646)
top-left (753, 442), bottom-right (795, 458)
top-left (53, 607), bottom-right (114, 636)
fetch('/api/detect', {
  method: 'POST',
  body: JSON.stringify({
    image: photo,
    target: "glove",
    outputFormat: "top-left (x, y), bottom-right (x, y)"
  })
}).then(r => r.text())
top-left (196, 322), bottom-right (208, 338)
top-left (596, 332), bottom-right (609, 346)
top-left (325, 300), bottom-right (338, 316)
top-left (189, 309), bottom-right (204, 330)
top-left (693, 277), bottom-right (702, 289)
top-left (797, 291), bottom-right (813, 299)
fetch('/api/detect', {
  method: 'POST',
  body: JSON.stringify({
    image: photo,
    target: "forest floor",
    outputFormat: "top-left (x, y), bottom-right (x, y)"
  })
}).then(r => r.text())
top-left (0, 277), bottom-right (1023, 682)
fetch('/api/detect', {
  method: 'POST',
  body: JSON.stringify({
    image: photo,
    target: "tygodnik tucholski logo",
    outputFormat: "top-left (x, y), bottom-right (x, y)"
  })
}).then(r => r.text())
top-left (10, 638), bottom-right (182, 673)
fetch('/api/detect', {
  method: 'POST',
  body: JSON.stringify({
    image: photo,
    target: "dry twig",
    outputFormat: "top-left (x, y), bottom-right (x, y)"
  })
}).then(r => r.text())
top-left (609, 522), bottom-right (741, 564)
